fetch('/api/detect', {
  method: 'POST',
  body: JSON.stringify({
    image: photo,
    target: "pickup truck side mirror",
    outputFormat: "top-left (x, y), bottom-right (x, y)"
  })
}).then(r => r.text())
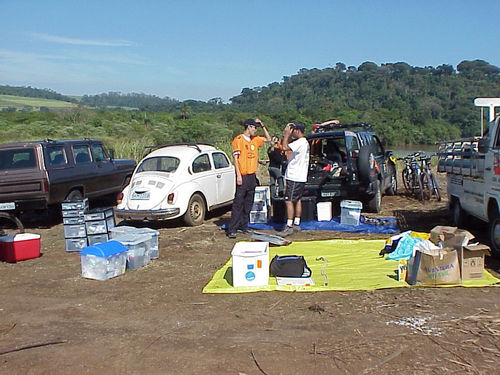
top-left (478, 137), bottom-right (489, 153)
top-left (108, 149), bottom-right (115, 160)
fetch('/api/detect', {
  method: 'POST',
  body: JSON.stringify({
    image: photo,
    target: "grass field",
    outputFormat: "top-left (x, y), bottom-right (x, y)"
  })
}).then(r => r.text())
top-left (0, 94), bottom-right (77, 109)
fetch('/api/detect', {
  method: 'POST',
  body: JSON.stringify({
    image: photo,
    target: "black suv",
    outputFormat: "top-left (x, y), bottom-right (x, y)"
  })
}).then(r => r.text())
top-left (304, 123), bottom-right (397, 212)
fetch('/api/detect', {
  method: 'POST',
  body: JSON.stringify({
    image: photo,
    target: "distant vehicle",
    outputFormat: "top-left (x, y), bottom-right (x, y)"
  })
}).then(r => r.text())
top-left (437, 97), bottom-right (500, 255)
top-left (305, 123), bottom-right (397, 212)
top-left (0, 139), bottom-right (136, 216)
top-left (115, 143), bottom-right (235, 226)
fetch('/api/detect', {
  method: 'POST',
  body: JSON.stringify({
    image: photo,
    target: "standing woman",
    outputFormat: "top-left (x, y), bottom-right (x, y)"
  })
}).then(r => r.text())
top-left (267, 135), bottom-right (286, 198)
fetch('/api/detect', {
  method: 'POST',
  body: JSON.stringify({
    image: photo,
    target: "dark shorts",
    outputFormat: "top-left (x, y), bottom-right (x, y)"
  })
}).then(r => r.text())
top-left (284, 180), bottom-right (305, 202)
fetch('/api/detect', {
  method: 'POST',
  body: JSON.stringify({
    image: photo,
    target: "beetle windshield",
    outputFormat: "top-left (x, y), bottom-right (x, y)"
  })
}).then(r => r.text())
top-left (136, 156), bottom-right (180, 173)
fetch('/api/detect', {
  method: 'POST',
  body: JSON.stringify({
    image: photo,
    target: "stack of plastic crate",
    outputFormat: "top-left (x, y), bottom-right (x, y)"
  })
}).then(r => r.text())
top-left (62, 198), bottom-right (89, 252)
top-left (84, 207), bottom-right (115, 246)
top-left (250, 186), bottom-right (271, 223)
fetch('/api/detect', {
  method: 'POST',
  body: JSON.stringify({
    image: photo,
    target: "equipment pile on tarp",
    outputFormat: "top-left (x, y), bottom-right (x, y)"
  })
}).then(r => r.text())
top-left (203, 234), bottom-right (499, 293)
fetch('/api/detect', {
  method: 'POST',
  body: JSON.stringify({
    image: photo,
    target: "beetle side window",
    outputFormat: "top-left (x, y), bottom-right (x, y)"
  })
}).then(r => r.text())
top-left (46, 146), bottom-right (67, 167)
top-left (192, 154), bottom-right (212, 173)
top-left (73, 145), bottom-right (92, 164)
top-left (212, 152), bottom-right (230, 169)
top-left (91, 144), bottom-right (109, 162)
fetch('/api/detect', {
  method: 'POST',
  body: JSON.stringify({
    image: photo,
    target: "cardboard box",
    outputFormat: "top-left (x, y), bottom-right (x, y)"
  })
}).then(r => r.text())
top-left (0, 233), bottom-right (41, 262)
top-left (459, 244), bottom-right (490, 280)
top-left (231, 241), bottom-right (269, 287)
top-left (430, 226), bottom-right (474, 245)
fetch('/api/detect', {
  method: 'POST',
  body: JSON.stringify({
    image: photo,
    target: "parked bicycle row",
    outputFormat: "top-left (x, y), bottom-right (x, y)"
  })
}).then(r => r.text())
top-left (397, 152), bottom-right (441, 202)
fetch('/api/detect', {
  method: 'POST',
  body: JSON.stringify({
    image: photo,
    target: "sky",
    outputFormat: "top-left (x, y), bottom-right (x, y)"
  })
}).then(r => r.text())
top-left (1, 0), bottom-right (499, 102)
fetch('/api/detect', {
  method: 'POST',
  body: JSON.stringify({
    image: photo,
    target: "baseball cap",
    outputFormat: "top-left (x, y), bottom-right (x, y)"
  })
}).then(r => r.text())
top-left (290, 122), bottom-right (305, 132)
top-left (243, 118), bottom-right (260, 127)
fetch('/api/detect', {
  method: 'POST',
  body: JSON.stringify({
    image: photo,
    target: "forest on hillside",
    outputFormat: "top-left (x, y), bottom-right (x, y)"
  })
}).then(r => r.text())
top-left (1, 59), bottom-right (500, 149)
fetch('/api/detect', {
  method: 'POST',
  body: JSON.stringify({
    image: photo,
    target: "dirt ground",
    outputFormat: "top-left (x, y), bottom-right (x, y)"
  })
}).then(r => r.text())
top-left (1, 175), bottom-right (499, 375)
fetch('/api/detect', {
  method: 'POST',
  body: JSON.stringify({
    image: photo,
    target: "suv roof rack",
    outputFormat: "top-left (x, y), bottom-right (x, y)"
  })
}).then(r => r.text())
top-left (146, 142), bottom-right (215, 153)
top-left (316, 122), bottom-right (373, 132)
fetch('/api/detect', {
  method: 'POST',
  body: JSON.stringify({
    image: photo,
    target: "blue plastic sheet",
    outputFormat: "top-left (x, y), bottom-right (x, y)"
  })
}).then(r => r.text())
top-left (222, 216), bottom-right (398, 234)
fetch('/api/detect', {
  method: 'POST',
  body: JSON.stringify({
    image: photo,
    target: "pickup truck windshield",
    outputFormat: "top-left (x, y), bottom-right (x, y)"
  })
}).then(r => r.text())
top-left (137, 156), bottom-right (180, 173)
top-left (0, 148), bottom-right (36, 170)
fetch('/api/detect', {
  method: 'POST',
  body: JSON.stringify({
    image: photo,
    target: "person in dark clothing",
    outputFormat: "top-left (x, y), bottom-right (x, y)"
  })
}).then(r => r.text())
top-left (267, 135), bottom-right (285, 198)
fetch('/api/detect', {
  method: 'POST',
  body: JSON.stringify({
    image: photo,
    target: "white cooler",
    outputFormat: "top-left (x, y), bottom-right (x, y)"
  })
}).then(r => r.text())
top-left (231, 242), bottom-right (269, 287)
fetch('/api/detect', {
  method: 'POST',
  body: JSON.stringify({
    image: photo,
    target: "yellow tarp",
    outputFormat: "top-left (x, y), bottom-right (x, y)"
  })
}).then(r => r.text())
top-left (202, 239), bottom-right (500, 293)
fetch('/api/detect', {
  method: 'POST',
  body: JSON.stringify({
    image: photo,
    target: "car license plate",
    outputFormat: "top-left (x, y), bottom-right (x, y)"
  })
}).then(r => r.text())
top-left (321, 191), bottom-right (337, 197)
top-left (0, 202), bottom-right (15, 210)
top-left (131, 191), bottom-right (150, 200)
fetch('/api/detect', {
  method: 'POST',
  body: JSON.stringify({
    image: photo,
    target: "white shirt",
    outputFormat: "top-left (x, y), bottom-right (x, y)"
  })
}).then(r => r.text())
top-left (285, 137), bottom-right (310, 182)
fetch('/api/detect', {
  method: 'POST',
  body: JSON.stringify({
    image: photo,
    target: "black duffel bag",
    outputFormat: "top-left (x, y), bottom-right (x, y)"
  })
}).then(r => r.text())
top-left (269, 255), bottom-right (311, 278)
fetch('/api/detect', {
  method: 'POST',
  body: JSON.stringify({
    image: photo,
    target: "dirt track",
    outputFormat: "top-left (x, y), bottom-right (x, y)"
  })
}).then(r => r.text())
top-left (1, 176), bottom-right (499, 375)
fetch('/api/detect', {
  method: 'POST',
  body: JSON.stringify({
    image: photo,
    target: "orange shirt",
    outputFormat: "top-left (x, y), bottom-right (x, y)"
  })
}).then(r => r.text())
top-left (232, 135), bottom-right (266, 175)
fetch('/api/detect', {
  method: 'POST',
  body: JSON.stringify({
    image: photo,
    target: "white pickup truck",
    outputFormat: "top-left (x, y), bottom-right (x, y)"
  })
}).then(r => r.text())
top-left (437, 98), bottom-right (500, 256)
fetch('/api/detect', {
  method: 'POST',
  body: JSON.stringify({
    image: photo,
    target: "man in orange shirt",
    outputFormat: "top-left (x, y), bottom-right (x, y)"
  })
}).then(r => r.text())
top-left (226, 118), bottom-right (271, 238)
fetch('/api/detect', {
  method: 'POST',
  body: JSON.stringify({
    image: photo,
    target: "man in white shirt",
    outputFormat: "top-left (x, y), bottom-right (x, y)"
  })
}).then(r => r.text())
top-left (278, 122), bottom-right (310, 237)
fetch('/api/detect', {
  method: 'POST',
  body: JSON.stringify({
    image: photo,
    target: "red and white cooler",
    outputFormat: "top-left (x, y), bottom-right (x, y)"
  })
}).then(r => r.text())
top-left (0, 233), bottom-right (41, 262)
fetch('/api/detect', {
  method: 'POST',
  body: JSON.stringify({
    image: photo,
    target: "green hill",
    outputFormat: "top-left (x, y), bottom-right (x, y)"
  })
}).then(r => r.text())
top-left (0, 94), bottom-right (77, 111)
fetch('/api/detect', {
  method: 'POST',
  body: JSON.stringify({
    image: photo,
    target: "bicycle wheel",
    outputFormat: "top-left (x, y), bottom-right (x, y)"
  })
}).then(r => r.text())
top-left (430, 173), bottom-right (441, 201)
top-left (414, 172), bottom-right (424, 201)
top-left (402, 168), bottom-right (412, 193)
top-left (420, 171), bottom-right (432, 201)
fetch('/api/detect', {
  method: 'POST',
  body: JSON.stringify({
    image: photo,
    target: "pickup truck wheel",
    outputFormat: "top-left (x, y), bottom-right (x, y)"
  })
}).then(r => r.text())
top-left (367, 180), bottom-right (382, 213)
top-left (490, 217), bottom-right (500, 257)
top-left (183, 193), bottom-right (205, 226)
top-left (66, 189), bottom-right (83, 201)
top-left (451, 200), bottom-right (466, 227)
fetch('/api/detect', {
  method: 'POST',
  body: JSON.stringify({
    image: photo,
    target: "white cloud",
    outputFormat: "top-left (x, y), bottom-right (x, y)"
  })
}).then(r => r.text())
top-left (29, 32), bottom-right (135, 47)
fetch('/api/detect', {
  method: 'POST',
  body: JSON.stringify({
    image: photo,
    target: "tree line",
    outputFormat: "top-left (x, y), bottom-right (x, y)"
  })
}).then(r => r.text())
top-left (1, 59), bottom-right (500, 146)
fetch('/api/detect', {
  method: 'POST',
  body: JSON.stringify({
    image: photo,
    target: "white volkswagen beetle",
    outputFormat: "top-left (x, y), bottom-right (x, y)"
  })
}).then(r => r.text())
top-left (115, 143), bottom-right (235, 226)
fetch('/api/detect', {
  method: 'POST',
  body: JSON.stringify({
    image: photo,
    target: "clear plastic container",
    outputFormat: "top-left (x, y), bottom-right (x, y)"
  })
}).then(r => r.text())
top-left (113, 233), bottom-right (152, 270)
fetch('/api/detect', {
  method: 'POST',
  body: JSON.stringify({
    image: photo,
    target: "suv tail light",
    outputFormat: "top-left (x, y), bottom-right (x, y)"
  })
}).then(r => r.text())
top-left (116, 192), bottom-right (123, 204)
top-left (42, 178), bottom-right (49, 192)
top-left (167, 193), bottom-right (174, 204)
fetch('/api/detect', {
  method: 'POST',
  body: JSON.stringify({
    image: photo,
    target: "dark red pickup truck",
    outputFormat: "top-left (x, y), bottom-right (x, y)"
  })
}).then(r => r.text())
top-left (0, 139), bottom-right (136, 215)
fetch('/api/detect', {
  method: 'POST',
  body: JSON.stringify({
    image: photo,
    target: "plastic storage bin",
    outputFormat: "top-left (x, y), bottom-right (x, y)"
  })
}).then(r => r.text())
top-left (80, 241), bottom-right (127, 280)
top-left (231, 241), bottom-right (269, 287)
top-left (63, 224), bottom-right (87, 238)
top-left (250, 211), bottom-right (268, 223)
top-left (84, 207), bottom-right (114, 221)
top-left (113, 233), bottom-right (152, 270)
top-left (85, 220), bottom-right (108, 235)
top-left (61, 198), bottom-right (89, 211)
top-left (65, 237), bottom-right (88, 253)
top-left (317, 202), bottom-right (332, 221)
top-left (110, 226), bottom-right (159, 259)
top-left (87, 233), bottom-right (110, 246)
top-left (340, 200), bottom-right (362, 226)
top-left (0, 233), bottom-right (41, 262)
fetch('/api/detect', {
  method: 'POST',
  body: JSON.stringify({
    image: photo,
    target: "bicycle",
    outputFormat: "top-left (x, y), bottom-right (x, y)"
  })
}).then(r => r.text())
top-left (398, 152), bottom-right (425, 201)
top-left (419, 155), bottom-right (441, 201)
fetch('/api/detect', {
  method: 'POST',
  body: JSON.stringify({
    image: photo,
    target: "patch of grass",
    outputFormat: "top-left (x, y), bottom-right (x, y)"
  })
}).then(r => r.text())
top-left (0, 94), bottom-right (77, 109)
